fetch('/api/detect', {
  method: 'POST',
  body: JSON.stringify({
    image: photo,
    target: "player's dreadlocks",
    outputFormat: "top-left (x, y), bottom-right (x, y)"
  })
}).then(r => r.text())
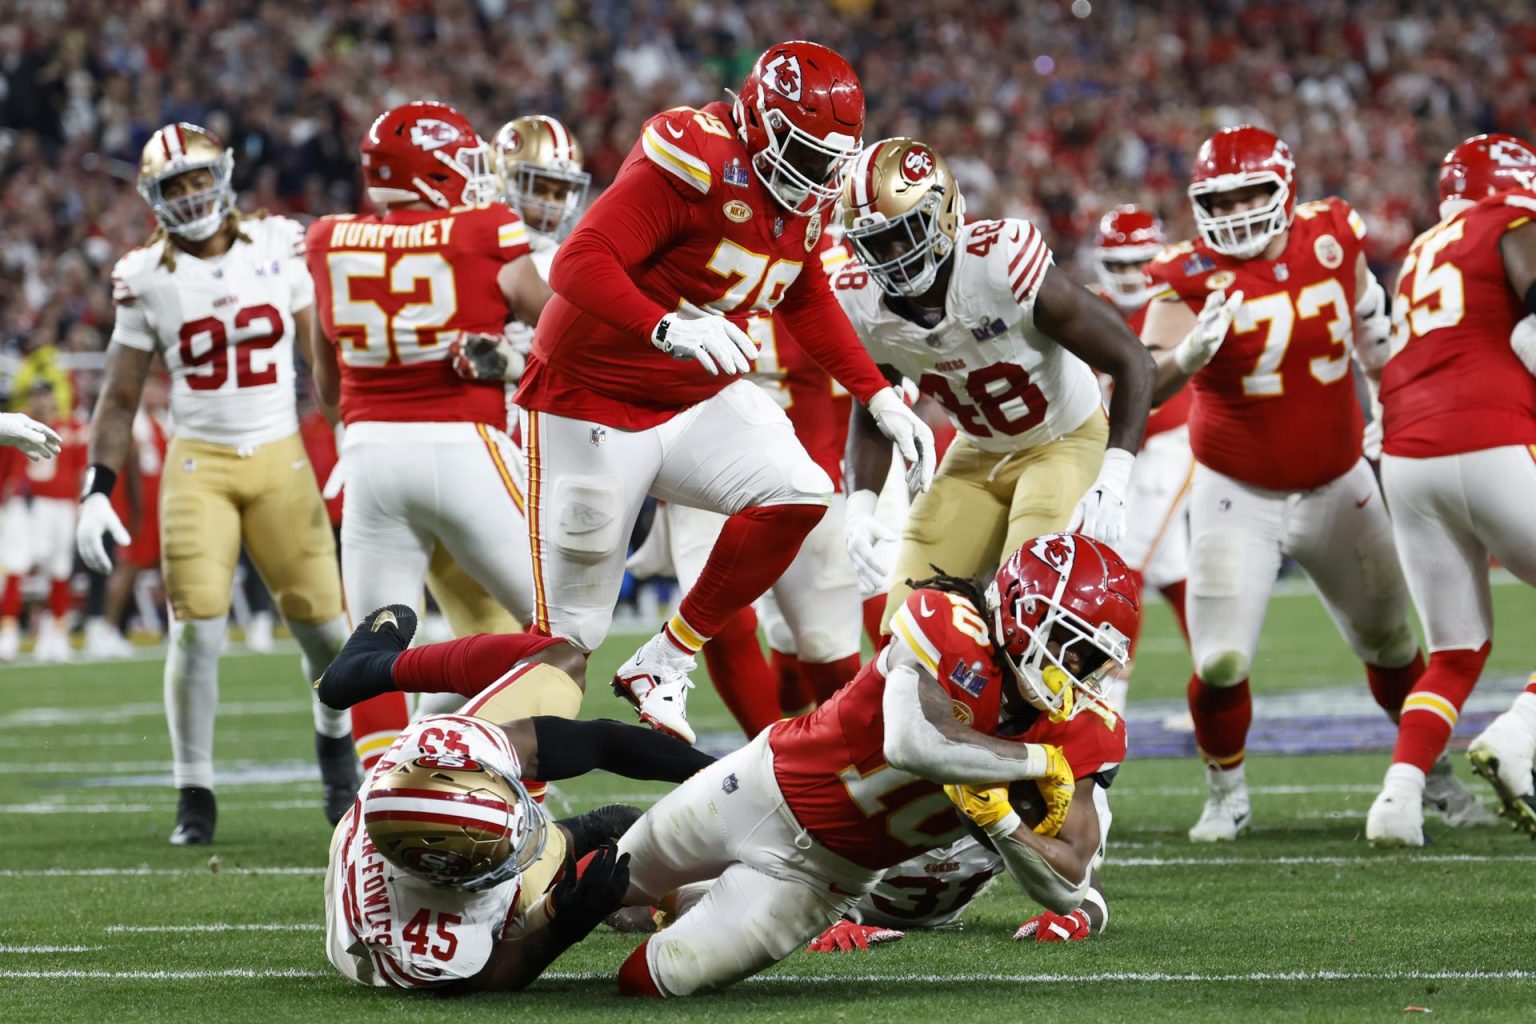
top-left (905, 566), bottom-right (993, 624)
top-left (149, 209), bottom-right (261, 272)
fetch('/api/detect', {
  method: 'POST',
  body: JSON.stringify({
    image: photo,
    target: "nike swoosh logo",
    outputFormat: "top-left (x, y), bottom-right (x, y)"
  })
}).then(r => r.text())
top-left (370, 610), bottom-right (398, 634)
top-left (665, 123), bottom-right (686, 140)
top-left (1355, 495), bottom-right (1371, 509)
top-left (918, 596), bottom-right (933, 617)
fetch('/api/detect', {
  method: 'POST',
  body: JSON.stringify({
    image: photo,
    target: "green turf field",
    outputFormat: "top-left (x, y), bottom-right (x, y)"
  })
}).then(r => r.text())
top-left (3, 581), bottom-right (1535, 1022)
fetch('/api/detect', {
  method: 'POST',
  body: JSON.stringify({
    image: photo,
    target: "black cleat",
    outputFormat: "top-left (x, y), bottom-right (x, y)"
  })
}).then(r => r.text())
top-left (315, 605), bottom-right (419, 710)
top-left (316, 732), bottom-right (362, 826)
top-left (557, 804), bottom-right (643, 859)
top-left (169, 786), bottom-right (217, 846)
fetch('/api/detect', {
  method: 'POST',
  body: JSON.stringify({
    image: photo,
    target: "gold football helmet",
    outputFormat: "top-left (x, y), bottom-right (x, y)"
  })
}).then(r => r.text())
top-left (841, 137), bottom-right (965, 297)
top-left (362, 750), bottom-right (547, 891)
top-left (491, 115), bottom-right (591, 243)
top-left (138, 123), bottom-right (235, 241)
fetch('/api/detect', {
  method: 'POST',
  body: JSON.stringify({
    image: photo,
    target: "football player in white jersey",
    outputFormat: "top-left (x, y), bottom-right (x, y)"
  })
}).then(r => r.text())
top-left (77, 123), bottom-right (356, 844)
top-left (836, 138), bottom-right (1156, 629)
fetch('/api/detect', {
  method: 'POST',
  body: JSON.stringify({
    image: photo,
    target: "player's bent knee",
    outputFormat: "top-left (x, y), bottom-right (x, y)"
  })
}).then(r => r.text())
top-left (540, 641), bottom-right (589, 691)
top-left (552, 476), bottom-right (624, 565)
top-left (1353, 623), bottom-right (1418, 669)
top-left (1197, 650), bottom-right (1250, 688)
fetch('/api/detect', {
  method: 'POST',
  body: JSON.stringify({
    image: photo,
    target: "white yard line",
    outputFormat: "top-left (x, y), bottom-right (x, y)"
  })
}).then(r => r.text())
top-left (0, 969), bottom-right (324, 979)
top-left (105, 924), bottom-right (322, 933)
top-left (0, 867), bottom-right (323, 878)
top-left (0, 945), bottom-right (101, 954)
top-left (0, 700), bottom-right (304, 729)
top-left (0, 799), bottom-right (319, 814)
top-left (1112, 854), bottom-right (1536, 867)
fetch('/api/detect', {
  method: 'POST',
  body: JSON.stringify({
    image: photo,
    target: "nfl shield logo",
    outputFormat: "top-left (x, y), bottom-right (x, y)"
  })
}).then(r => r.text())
top-left (589, 427), bottom-right (606, 447)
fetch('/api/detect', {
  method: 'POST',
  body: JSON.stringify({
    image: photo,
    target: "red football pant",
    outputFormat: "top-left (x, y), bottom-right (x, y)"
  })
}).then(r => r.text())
top-left (1391, 644), bottom-right (1489, 774)
top-left (676, 504), bottom-right (826, 641)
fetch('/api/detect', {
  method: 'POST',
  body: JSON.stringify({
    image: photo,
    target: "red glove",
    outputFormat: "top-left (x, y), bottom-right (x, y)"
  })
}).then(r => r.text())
top-left (806, 919), bottom-right (905, 953)
top-left (1014, 909), bottom-right (1091, 942)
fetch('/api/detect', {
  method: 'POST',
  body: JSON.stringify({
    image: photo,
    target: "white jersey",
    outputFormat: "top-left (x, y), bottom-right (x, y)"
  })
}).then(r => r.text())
top-left (109, 216), bottom-right (311, 448)
top-left (832, 219), bottom-right (1102, 454)
top-left (324, 713), bottom-right (542, 989)
top-left (852, 836), bottom-right (1003, 930)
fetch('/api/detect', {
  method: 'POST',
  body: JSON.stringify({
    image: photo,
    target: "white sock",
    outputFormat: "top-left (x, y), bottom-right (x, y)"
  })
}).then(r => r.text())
top-left (1511, 692), bottom-right (1536, 733)
top-left (1207, 761), bottom-right (1246, 796)
top-left (289, 615), bottom-right (352, 738)
top-left (1385, 762), bottom-right (1427, 793)
top-left (165, 616), bottom-right (226, 790)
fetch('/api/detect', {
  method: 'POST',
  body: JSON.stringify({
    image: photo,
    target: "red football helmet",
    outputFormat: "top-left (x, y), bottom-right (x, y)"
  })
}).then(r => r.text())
top-left (1092, 205), bottom-right (1165, 311)
top-left (987, 534), bottom-right (1139, 721)
top-left (1188, 125), bottom-right (1296, 260)
top-left (1438, 133), bottom-right (1536, 215)
top-left (732, 40), bottom-right (864, 216)
top-left (360, 101), bottom-right (498, 210)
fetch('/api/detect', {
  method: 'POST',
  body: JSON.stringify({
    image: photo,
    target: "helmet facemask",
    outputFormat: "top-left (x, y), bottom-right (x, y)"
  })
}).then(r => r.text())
top-left (508, 163), bottom-right (590, 242)
top-left (1093, 246), bottom-right (1160, 311)
top-left (1189, 175), bottom-right (1290, 259)
top-left (742, 100), bottom-right (858, 216)
top-left (139, 152), bottom-right (235, 242)
top-left (846, 188), bottom-right (956, 298)
top-left (987, 578), bottom-right (1130, 723)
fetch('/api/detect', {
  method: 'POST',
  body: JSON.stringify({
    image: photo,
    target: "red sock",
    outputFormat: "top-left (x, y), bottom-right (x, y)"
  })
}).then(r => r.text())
top-left (1188, 674), bottom-right (1252, 769)
top-left (772, 649), bottom-right (815, 715)
top-left (618, 939), bottom-right (664, 998)
top-left (393, 633), bottom-right (564, 696)
top-left (676, 504), bottom-right (825, 639)
top-left (1526, 673), bottom-right (1536, 697)
top-left (862, 594), bottom-right (885, 648)
top-left (1, 576), bottom-right (20, 619)
top-left (799, 653), bottom-right (861, 704)
top-left (1391, 644), bottom-right (1490, 773)
top-left (1160, 579), bottom-right (1190, 643)
top-left (700, 610), bottom-right (780, 737)
top-left (352, 692), bottom-right (410, 772)
top-left (1367, 651), bottom-right (1426, 721)
top-left (48, 578), bottom-right (70, 620)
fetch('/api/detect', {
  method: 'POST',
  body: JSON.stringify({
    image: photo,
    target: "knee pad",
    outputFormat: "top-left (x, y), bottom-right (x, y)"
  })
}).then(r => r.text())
top-left (552, 477), bottom-right (624, 565)
top-left (1197, 650), bottom-right (1251, 688)
top-left (1190, 528), bottom-right (1245, 599)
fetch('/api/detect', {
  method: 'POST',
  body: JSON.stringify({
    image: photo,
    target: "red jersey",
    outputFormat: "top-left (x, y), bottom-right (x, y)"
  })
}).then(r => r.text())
top-left (306, 205), bottom-right (532, 428)
top-left (1012, 699), bottom-right (1127, 786)
top-left (1381, 189), bottom-right (1536, 458)
top-left (1147, 197), bottom-right (1368, 491)
top-left (1099, 298), bottom-right (1190, 438)
top-left (26, 418), bottom-right (87, 499)
top-left (769, 588), bottom-right (1008, 871)
top-left (299, 409), bottom-right (344, 527)
top-left (515, 102), bottom-right (887, 430)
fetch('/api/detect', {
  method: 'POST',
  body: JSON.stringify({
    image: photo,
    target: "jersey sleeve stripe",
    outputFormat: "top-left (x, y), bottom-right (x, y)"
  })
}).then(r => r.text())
top-left (498, 221), bottom-right (530, 248)
top-left (1011, 247), bottom-right (1052, 300)
top-left (890, 604), bottom-right (941, 675)
top-left (1007, 229), bottom-right (1042, 274)
top-left (1346, 208), bottom-right (1367, 240)
top-left (641, 126), bottom-right (711, 194)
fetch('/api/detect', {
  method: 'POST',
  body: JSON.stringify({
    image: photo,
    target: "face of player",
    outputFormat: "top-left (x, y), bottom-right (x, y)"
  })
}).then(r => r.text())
top-left (857, 219), bottom-right (918, 266)
top-left (1045, 625), bottom-right (1112, 682)
top-left (160, 167), bottom-right (221, 221)
top-left (1203, 183), bottom-right (1276, 218)
top-left (522, 172), bottom-right (575, 234)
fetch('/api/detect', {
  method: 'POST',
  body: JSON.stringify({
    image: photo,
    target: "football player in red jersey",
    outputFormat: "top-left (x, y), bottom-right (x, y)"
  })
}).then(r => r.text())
top-left (514, 41), bottom-right (935, 745)
top-left (611, 534), bottom-right (1137, 997)
top-left (1365, 134), bottom-right (1536, 844)
top-left (1090, 206), bottom-right (1193, 713)
top-left (307, 101), bottom-right (557, 772)
top-left (1141, 125), bottom-right (1481, 843)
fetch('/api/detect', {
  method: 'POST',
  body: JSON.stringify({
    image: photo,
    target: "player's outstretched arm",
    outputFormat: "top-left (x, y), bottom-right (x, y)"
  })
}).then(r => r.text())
top-left (503, 716), bottom-right (715, 784)
top-left (1143, 289), bottom-right (1243, 404)
top-left (843, 367), bottom-right (901, 596)
top-left (949, 779), bottom-right (1100, 915)
top-left (497, 254), bottom-right (554, 328)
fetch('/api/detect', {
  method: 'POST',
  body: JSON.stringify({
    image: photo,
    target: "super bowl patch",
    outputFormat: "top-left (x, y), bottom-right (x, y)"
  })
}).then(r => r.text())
top-left (1183, 254), bottom-right (1216, 276)
top-left (724, 158), bottom-right (749, 187)
top-left (949, 659), bottom-right (986, 698)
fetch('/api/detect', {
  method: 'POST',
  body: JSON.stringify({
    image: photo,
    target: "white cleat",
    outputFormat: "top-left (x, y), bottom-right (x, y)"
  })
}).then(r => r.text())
top-left (1423, 753), bottom-right (1499, 827)
top-left (1467, 707), bottom-right (1536, 840)
top-left (1366, 779), bottom-right (1426, 847)
top-left (84, 617), bottom-right (134, 659)
top-left (1188, 767), bottom-right (1251, 843)
top-left (0, 622), bottom-right (18, 662)
top-left (34, 620), bottom-right (73, 663)
top-left (244, 611), bottom-right (275, 653)
top-left (612, 633), bottom-right (698, 745)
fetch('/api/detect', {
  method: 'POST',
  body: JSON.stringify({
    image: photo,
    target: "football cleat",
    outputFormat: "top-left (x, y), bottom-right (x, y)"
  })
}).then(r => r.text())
top-left (169, 786), bottom-right (217, 846)
top-left (612, 634), bottom-right (698, 744)
top-left (34, 619), bottom-right (73, 663)
top-left (314, 605), bottom-right (418, 710)
top-left (1366, 779), bottom-right (1425, 847)
top-left (1423, 753), bottom-right (1499, 827)
top-left (316, 732), bottom-right (362, 826)
top-left (1188, 767), bottom-right (1251, 843)
top-left (1468, 709), bottom-right (1536, 839)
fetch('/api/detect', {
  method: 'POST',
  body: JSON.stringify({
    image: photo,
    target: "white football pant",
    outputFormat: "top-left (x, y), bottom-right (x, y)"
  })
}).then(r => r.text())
top-left (522, 380), bottom-right (831, 651)
top-left (1116, 426), bottom-right (1193, 591)
top-left (1187, 458), bottom-right (1417, 687)
top-left (1382, 445), bottom-right (1536, 652)
top-left (0, 496), bottom-right (75, 579)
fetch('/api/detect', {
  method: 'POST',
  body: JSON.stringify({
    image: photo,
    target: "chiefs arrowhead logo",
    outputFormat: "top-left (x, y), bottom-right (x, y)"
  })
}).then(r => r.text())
top-left (900, 145), bottom-right (936, 184)
top-left (1490, 139), bottom-right (1536, 168)
top-left (764, 54), bottom-right (803, 102)
top-left (409, 118), bottom-right (461, 152)
top-left (1029, 534), bottom-right (1077, 575)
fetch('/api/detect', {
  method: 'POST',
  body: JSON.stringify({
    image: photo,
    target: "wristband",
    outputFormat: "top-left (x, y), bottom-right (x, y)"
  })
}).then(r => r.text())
top-left (81, 464), bottom-right (117, 500)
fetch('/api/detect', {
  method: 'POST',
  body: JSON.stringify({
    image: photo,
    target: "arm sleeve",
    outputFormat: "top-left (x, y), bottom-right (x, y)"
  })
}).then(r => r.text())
top-left (881, 662), bottom-right (1049, 783)
top-left (546, 160), bottom-right (696, 339)
top-left (777, 264), bottom-right (890, 404)
top-left (528, 716), bottom-right (714, 783)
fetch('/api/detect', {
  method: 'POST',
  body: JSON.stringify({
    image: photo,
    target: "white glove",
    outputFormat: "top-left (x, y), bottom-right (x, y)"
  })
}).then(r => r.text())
top-left (77, 492), bottom-right (131, 575)
top-left (1352, 274), bottom-right (1392, 375)
top-left (1173, 289), bottom-right (1244, 374)
top-left (651, 310), bottom-right (757, 376)
top-left (1067, 447), bottom-right (1135, 546)
top-left (1512, 315), bottom-right (1536, 376)
top-left (844, 488), bottom-right (897, 598)
top-left (0, 413), bottom-right (62, 462)
top-left (866, 387), bottom-right (935, 492)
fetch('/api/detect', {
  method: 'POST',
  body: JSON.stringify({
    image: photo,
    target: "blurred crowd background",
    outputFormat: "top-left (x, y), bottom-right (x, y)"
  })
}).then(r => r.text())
top-left (0, 0), bottom-right (1531, 648)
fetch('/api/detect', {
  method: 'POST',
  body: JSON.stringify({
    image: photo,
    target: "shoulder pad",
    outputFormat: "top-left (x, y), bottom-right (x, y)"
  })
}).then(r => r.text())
top-left (110, 246), bottom-right (159, 304)
top-left (889, 588), bottom-right (992, 678)
top-left (1144, 239), bottom-right (1213, 297)
top-left (640, 108), bottom-right (718, 197)
top-left (260, 214), bottom-right (307, 258)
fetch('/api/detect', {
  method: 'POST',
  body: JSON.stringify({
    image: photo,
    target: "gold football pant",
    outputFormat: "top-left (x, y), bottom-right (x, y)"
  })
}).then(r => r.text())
top-left (160, 432), bottom-right (341, 624)
top-left (882, 411), bottom-right (1108, 630)
top-left (425, 543), bottom-right (521, 637)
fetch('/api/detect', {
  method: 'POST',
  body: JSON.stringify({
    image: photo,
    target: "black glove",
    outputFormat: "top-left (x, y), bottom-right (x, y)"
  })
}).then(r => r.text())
top-left (449, 332), bottom-right (524, 382)
top-left (547, 845), bottom-right (631, 947)
top-left (557, 804), bottom-right (643, 859)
